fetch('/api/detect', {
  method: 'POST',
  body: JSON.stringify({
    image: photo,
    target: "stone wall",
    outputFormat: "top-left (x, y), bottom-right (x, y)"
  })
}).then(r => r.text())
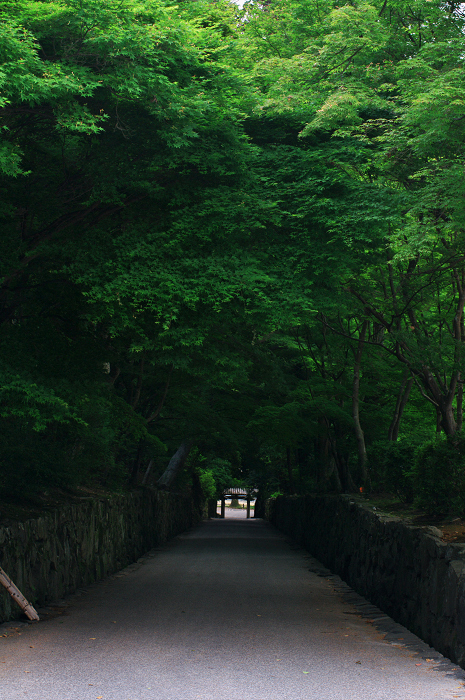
top-left (267, 494), bottom-right (465, 667)
top-left (0, 489), bottom-right (198, 623)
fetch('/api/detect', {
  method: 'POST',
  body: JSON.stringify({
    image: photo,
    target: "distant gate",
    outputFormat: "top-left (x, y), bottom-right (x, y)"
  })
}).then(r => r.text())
top-left (219, 487), bottom-right (258, 519)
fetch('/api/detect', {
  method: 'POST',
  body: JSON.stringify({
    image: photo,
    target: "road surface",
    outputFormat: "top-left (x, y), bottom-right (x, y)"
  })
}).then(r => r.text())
top-left (0, 510), bottom-right (464, 700)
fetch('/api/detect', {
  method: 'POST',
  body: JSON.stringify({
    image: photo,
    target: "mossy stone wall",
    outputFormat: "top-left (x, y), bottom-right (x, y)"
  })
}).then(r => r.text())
top-left (0, 489), bottom-right (198, 623)
top-left (267, 494), bottom-right (465, 667)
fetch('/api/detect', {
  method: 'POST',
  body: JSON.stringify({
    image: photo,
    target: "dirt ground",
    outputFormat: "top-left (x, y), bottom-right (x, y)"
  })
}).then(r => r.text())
top-left (365, 497), bottom-right (465, 543)
top-left (429, 520), bottom-right (465, 543)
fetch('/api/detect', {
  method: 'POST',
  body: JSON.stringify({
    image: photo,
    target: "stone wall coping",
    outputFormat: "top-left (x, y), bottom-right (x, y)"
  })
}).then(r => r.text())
top-left (267, 493), bottom-right (465, 668)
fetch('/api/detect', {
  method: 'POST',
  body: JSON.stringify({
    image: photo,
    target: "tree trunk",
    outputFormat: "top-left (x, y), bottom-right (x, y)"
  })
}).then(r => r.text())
top-left (316, 420), bottom-right (328, 487)
top-left (352, 321), bottom-right (368, 483)
top-left (286, 447), bottom-right (295, 494)
top-left (254, 495), bottom-right (264, 518)
top-left (130, 441), bottom-right (143, 485)
top-left (439, 397), bottom-right (458, 436)
top-left (157, 440), bottom-right (193, 490)
top-left (388, 371), bottom-right (414, 441)
top-left (141, 458), bottom-right (154, 486)
top-left (348, 271), bottom-right (465, 439)
top-left (207, 499), bottom-right (218, 518)
top-left (435, 406), bottom-right (442, 434)
top-left (146, 364), bottom-right (174, 424)
top-left (317, 422), bottom-right (343, 492)
top-left (328, 454), bottom-right (343, 493)
top-left (457, 379), bottom-right (463, 433)
top-left (335, 449), bottom-right (355, 493)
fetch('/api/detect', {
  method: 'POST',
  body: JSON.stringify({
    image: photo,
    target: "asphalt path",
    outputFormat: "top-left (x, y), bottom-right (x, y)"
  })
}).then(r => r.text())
top-left (1, 510), bottom-right (465, 700)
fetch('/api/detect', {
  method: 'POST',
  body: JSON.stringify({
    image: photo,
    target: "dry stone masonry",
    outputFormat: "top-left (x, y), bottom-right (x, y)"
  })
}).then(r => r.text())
top-left (0, 489), bottom-right (197, 623)
top-left (267, 494), bottom-right (465, 668)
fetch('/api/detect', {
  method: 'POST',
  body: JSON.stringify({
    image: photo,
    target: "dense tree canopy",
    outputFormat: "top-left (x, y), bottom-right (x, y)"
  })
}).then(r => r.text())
top-left (1, 0), bottom-right (465, 512)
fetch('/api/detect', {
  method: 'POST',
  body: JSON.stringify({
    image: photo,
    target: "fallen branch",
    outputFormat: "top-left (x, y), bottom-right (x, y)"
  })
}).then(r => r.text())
top-left (0, 568), bottom-right (40, 621)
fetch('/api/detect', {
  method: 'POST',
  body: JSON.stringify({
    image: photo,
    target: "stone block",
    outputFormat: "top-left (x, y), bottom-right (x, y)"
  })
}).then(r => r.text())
top-left (267, 494), bottom-right (465, 670)
top-left (0, 490), bottom-right (197, 623)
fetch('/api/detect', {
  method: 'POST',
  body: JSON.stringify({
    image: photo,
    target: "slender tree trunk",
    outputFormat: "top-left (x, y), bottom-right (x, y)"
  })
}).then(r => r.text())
top-left (352, 321), bottom-right (368, 482)
top-left (331, 419), bottom-right (355, 492)
top-left (146, 364), bottom-right (173, 424)
top-left (130, 441), bottom-right (143, 485)
top-left (316, 420), bottom-right (328, 487)
top-left (388, 371), bottom-right (414, 441)
top-left (286, 447), bottom-right (295, 494)
top-left (132, 355), bottom-right (145, 410)
top-left (425, 272), bottom-right (465, 436)
top-left (457, 378), bottom-right (463, 433)
top-left (440, 397), bottom-right (458, 436)
top-left (157, 440), bottom-right (193, 490)
top-left (349, 272), bottom-right (465, 439)
top-left (335, 445), bottom-right (356, 493)
top-left (141, 458), bottom-right (154, 486)
top-left (328, 454), bottom-right (343, 493)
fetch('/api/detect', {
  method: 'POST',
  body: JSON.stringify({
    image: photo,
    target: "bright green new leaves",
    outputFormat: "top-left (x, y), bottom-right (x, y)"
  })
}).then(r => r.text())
top-left (0, 0), bottom-right (256, 494)
top-left (238, 3), bottom-right (389, 125)
top-left (0, 15), bottom-right (105, 175)
top-left (1, 0), bottom-right (465, 500)
top-left (0, 363), bottom-right (83, 431)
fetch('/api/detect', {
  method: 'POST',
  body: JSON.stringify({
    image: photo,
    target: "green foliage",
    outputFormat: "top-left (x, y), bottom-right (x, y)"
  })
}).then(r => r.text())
top-left (0, 0), bottom-right (464, 505)
top-left (198, 457), bottom-right (235, 499)
top-left (198, 469), bottom-right (217, 500)
top-left (0, 365), bottom-right (83, 431)
top-left (368, 438), bottom-right (424, 503)
top-left (413, 436), bottom-right (465, 515)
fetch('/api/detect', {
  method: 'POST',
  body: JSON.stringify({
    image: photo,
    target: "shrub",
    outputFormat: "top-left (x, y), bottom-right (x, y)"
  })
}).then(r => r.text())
top-left (198, 469), bottom-right (216, 500)
top-left (368, 438), bottom-right (419, 502)
top-left (413, 435), bottom-right (465, 515)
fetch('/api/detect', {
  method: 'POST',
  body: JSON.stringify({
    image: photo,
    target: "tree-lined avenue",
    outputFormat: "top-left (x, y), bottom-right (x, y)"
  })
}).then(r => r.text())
top-left (0, 515), bottom-right (464, 700)
top-left (3, 0), bottom-right (465, 508)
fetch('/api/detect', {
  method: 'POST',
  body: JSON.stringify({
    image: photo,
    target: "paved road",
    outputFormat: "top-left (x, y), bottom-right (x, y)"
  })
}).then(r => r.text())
top-left (1, 512), bottom-right (465, 700)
